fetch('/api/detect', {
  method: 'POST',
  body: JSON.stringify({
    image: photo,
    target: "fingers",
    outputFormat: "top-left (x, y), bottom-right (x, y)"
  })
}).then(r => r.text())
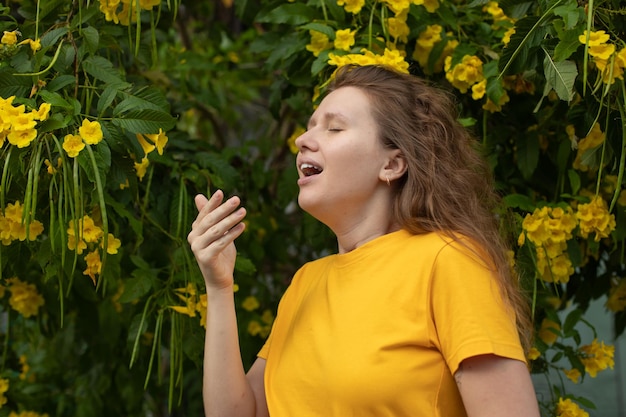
top-left (188, 190), bottom-right (247, 250)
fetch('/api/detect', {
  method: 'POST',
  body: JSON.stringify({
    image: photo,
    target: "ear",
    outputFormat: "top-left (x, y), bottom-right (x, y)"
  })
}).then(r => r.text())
top-left (380, 149), bottom-right (407, 183)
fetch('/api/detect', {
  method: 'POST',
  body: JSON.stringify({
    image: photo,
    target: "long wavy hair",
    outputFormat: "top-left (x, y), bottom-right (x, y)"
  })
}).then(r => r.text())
top-left (327, 64), bottom-right (532, 352)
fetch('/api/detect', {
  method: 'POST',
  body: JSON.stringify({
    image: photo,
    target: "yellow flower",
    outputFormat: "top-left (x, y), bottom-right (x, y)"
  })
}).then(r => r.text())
top-left (101, 233), bottom-right (122, 254)
top-left (334, 28), bottom-right (356, 51)
top-left (0, 201), bottom-right (44, 245)
top-left (287, 127), bottom-right (304, 154)
top-left (537, 318), bottom-right (560, 345)
top-left (134, 157), bottom-right (150, 181)
top-left (1, 30), bottom-right (18, 45)
top-left (482, 90), bottom-right (510, 113)
top-left (471, 79), bottom-right (487, 100)
top-left (329, 48), bottom-right (409, 74)
top-left (412, 0), bottom-right (439, 13)
top-left (576, 196), bottom-right (615, 241)
top-left (580, 339), bottom-right (614, 377)
top-left (563, 368), bottom-right (581, 384)
top-left (306, 30), bottom-right (332, 57)
top-left (578, 30), bottom-right (610, 47)
top-left (556, 398), bottom-right (589, 417)
top-left (144, 128), bottom-right (168, 155)
top-left (444, 55), bottom-right (484, 93)
top-left (337, 0), bottom-right (365, 14)
top-left (18, 38), bottom-right (42, 52)
top-left (502, 27), bottom-right (515, 45)
top-left (11, 111), bottom-right (36, 131)
top-left (136, 133), bottom-right (155, 156)
top-left (33, 102), bottom-right (51, 121)
top-left (78, 119), bottom-right (103, 145)
top-left (248, 320), bottom-right (263, 336)
top-left (606, 278), bottom-right (626, 312)
top-left (386, 16), bottom-right (410, 43)
top-left (588, 43), bottom-right (615, 60)
top-left (412, 24), bottom-right (442, 68)
top-left (484, 1), bottom-right (506, 21)
top-left (527, 346), bottom-right (540, 360)
top-left (242, 295), bottom-right (260, 312)
top-left (383, 0), bottom-right (410, 14)
top-left (83, 250), bottom-right (102, 285)
top-left (7, 128), bottom-right (37, 148)
top-left (62, 133), bottom-right (85, 158)
top-left (0, 377), bottom-right (8, 407)
top-left (7, 277), bottom-right (45, 318)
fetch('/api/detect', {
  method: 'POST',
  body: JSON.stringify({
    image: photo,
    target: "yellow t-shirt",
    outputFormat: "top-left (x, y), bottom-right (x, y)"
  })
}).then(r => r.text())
top-left (258, 230), bottom-right (525, 417)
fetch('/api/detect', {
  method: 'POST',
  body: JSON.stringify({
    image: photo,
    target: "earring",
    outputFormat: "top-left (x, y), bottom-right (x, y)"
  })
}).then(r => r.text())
top-left (386, 175), bottom-right (391, 187)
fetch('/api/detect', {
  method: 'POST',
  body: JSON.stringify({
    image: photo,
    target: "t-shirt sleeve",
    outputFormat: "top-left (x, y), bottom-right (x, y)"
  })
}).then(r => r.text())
top-left (429, 242), bottom-right (526, 375)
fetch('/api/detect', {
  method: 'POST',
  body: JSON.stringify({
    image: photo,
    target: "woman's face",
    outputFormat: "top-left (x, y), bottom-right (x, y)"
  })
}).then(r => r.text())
top-left (295, 86), bottom-right (394, 226)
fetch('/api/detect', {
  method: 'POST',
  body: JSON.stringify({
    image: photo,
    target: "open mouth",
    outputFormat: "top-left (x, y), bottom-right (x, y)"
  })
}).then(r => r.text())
top-left (300, 163), bottom-right (323, 177)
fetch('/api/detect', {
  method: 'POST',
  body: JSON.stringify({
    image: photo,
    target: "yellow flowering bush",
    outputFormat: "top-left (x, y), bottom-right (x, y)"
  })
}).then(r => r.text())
top-left (556, 397), bottom-right (589, 417)
top-left (5, 277), bottom-right (45, 318)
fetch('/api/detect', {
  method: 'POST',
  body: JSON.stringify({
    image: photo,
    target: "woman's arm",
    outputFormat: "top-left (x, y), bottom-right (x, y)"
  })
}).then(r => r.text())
top-left (188, 191), bottom-right (268, 417)
top-left (456, 354), bottom-right (540, 417)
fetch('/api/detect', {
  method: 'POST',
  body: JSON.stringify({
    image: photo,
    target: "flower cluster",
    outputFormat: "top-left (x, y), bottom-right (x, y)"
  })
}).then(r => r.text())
top-left (576, 196), bottom-right (616, 242)
top-left (519, 206), bottom-right (577, 283)
top-left (170, 284), bottom-right (208, 328)
top-left (66, 215), bottom-right (121, 285)
top-left (328, 48), bottom-right (409, 74)
top-left (3, 277), bottom-right (45, 318)
top-left (2, 30), bottom-right (41, 59)
top-left (580, 338), bottom-right (615, 377)
top-left (556, 398), bottom-right (589, 417)
top-left (579, 30), bottom-right (626, 85)
top-left (0, 201), bottom-right (44, 246)
top-left (247, 309), bottom-right (275, 338)
top-left (134, 128), bottom-right (168, 181)
top-left (537, 318), bottom-right (560, 345)
top-left (0, 96), bottom-right (50, 149)
top-left (412, 24), bottom-right (458, 74)
top-left (62, 119), bottom-right (103, 158)
top-left (444, 55), bottom-right (484, 93)
top-left (99, 0), bottom-right (161, 26)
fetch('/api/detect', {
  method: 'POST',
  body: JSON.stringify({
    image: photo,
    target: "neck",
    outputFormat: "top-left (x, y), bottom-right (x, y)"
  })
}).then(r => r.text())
top-left (334, 217), bottom-right (401, 254)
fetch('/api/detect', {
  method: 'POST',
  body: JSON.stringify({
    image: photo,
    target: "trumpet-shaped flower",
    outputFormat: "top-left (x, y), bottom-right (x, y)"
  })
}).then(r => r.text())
top-left (83, 250), bottom-right (102, 285)
top-left (101, 233), bottom-right (122, 254)
top-left (580, 339), bottom-right (614, 377)
top-left (6, 277), bottom-right (45, 318)
top-left (79, 119), bottom-right (103, 145)
top-left (556, 398), bottom-right (589, 417)
top-left (334, 28), bottom-right (356, 51)
top-left (445, 55), bottom-right (484, 93)
top-left (412, 0), bottom-right (439, 13)
top-left (579, 30), bottom-right (610, 47)
top-left (63, 133), bottom-right (85, 158)
top-left (135, 157), bottom-right (150, 181)
top-left (7, 128), bottom-right (37, 148)
top-left (136, 133), bottom-right (155, 156)
top-left (144, 128), bottom-right (168, 155)
top-left (0, 200), bottom-right (44, 245)
top-left (537, 318), bottom-right (560, 345)
top-left (337, 0), bottom-right (365, 14)
top-left (18, 38), bottom-right (41, 52)
top-left (306, 30), bottom-right (332, 57)
top-left (1, 30), bottom-right (18, 45)
top-left (576, 196), bottom-right (615, 241)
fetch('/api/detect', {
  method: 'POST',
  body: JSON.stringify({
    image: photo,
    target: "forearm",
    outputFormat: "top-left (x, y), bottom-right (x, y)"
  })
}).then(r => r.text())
top-left (203, 286), bottom-right (256, 417)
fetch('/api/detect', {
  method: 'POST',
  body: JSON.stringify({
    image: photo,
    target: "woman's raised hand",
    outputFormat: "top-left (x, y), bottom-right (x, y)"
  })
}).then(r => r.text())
top-left (188, 190), bottom-right (247, 291)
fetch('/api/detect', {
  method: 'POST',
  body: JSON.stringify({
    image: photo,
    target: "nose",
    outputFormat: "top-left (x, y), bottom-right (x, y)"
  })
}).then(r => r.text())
top-left (294, 129), bottom-right (316, 152)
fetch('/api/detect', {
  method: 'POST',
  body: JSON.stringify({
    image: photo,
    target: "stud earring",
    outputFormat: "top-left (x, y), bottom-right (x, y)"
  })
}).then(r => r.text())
top-left (386, 175), bottom-right (391, 187)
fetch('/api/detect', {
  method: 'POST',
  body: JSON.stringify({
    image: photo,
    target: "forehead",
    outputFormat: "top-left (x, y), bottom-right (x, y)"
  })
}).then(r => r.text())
top-left (309, 86), bottom-right (373, 125)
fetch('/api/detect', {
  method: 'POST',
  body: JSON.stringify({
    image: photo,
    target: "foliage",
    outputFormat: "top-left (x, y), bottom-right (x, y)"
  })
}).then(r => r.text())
top-left (0, 0), bottom-right (625, 416)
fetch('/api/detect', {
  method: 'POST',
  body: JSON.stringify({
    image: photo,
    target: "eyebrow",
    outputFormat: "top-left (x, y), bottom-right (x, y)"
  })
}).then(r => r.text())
top-left (307, 112), bottom-right (348, 129)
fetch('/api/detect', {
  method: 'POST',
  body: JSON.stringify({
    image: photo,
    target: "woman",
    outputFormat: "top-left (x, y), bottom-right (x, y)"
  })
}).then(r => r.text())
top-left (188, 65), bottom-right (540, 417)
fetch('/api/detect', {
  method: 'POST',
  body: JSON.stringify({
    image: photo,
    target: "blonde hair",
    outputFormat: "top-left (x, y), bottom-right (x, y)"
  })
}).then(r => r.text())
top-left (328, 65), bottom-right (532, 351)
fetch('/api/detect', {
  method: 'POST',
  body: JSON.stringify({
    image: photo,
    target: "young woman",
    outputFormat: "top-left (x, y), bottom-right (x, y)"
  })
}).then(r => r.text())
top-left (188, 65), bottom-right (540, 417)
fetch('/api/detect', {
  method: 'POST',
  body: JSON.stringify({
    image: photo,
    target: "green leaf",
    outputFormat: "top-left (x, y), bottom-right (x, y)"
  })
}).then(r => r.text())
top-left (40, 27), bottom-right (69, 49)
top-left (256, 4), bottom-right (318, 25)
top-left (543, 52), bottom-right (577, 101)
top-left (118, 275), bottom-right (153, 303)
top-left (553, 0), bottom-right (581, 29)
top-left (46, 74), bottom-right (76, 92)
top-left (98, 82), bottom-right (132, 115)
top-left (81, 26), bottom-right (100, 55)
top-left (299, 22), bottom-right (335, 39)
top-left (78, 141), bottom-right (111, 183)
top-left (235, 255), bottom-right (257, 275)
top-left (516, 135), bottom-right (540, 180)
top-left (499, 16), bottom-right (546, 75)
top-left (568, 169), bottom-right (581, 194)
top-left (38, 90), bottom-right (73, 108)
top-left (82, 56), bottom-right (124, 84)
top-left (503, 193), bottom-right (536, 211)
top-left (553, 27), bottom-right (584, 61)
top-left (114, 87), bottom-right (170, 115)
top-left (563, 308), bottom-right (582, 334)
top-left (111, 109), bottom-right (176, 134)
